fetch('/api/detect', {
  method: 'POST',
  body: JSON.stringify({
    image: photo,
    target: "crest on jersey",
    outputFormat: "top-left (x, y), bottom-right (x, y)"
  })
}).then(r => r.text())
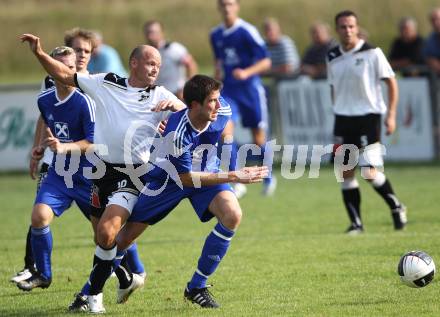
top-left (54, 122), bottom-right (69, 139)
top-left (224, 48), bottom-right (240, 65)
top-left (355, 58), bottom-right (364, 66)
top-left (138, 90), bottom-right (150, 102)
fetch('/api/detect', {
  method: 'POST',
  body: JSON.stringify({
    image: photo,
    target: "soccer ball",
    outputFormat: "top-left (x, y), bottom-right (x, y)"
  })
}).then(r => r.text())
top-left (397, 251), bottom-right (435, 288)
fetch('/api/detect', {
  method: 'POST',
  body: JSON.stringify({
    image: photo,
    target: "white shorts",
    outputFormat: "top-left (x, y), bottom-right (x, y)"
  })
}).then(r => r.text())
top-left (107, 191), bottom-right (139, 214)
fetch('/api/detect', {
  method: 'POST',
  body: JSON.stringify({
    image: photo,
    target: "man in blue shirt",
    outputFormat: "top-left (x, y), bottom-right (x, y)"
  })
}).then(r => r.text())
top-left (210, 0), bottom-right (276, 198)
top-left (17, 46), bottom-right (95, 291)
top-left (88, 31), bottom-right (128, 76)
top-left (111, 75), bottom-right (268, 309)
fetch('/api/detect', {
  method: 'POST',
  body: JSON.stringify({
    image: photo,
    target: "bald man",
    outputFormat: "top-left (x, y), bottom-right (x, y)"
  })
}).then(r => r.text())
top-left (21, 34), bottom-right (186, 313)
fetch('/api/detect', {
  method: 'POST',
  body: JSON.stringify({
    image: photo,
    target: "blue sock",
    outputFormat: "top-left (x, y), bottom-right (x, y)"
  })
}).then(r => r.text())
top-left (31, 226), bottom-right (53, 280)
top-left (80, 281), bottom-right (90, 296)
top-left (126, 243), bottom-right (145, 274)
top-left (188, 223), bottom-right (235, 290)
top-left (113, 249), bottom-right (126, 270)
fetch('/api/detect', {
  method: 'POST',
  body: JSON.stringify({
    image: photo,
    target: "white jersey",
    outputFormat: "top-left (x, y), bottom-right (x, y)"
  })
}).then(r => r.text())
top-left (75, 72), bottom-right (184, 164)
top-left (156, 42), bottom-right (188, 94)
top-left (327, 40), bottom-right (395, 116)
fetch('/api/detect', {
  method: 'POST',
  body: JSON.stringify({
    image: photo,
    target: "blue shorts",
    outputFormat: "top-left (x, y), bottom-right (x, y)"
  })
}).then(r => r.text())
top-left (222, 83), bottom-right (268, 129)
top-left (128, 180), bottom-right (233, 225)
top-left (34, 167), bottom-right (92, 219)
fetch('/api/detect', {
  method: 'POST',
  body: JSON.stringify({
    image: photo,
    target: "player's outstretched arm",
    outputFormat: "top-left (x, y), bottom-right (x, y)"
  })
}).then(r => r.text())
top-left (19, 34), bottom-right (75, 87)
top-left (179, 166), bottom-right (269, 187)
top-left (152, 99), bottom-right (186, 112)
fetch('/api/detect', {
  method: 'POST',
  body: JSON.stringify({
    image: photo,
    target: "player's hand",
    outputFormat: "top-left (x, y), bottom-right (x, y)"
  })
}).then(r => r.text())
top-left (153, 100), bottom-right (179, 112)
top-left (31, 145), bottom-right (44, 161)
top-left (19, 34), bottom-right (43, 55)
top-left (232, 68), bottom-right (250, 81)
top-left (233, 166), bottom-right (269, 184)
top-left (43, 127), bottom-right (65, 153)
top-left (29, 148), bottom-right (44, 180)
top-left (385, 115), bottom-right (396, 135)
top-left (158, 120), bottom-right (167, 135)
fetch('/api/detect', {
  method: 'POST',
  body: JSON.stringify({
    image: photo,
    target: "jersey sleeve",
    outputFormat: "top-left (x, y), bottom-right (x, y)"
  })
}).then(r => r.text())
top-left (170, 42), bottom-right (188, 63)
top-left (326, 59), bottom-right (334, 85)
top-left (37, 98), bottom-right (48, 125)
top-left (375, 48), bottom-right (395, 79)
top-left (209, 30), bottom-right (221, 60)
top-left (218, 96), bottom-right (232, 118)
top-left (74, 72), bottom-right (106, 100)
top-left (244, 25), bottom-right (269, 61)
top-left (80, 94), bottom-right (96, 143)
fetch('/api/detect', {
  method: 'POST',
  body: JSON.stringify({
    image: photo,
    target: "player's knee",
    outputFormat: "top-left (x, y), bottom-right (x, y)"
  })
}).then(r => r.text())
top-left (361, 167), bottom-right (377, 181)
top-left (97, 223), bottom-right (117, 248)
top-left (221, 207), bottom-right (242, 230)
top-left (342, 169), bottom-right (355, 179)
top-left (31, 204), bottom-right (53, 228)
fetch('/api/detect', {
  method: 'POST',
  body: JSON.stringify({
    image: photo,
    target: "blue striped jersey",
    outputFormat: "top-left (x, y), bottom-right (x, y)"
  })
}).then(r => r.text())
top-left (210, 18), bottom-right (268, 87)
top-left (37, 87), bottom-right (95, 169)
top-left (147, 96), bottom-right (232, 183)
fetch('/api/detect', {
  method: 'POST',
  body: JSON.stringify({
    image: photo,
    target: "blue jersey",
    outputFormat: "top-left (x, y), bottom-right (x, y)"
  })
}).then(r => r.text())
top-left (130, 97), bottom-right (233, 225)
top-left (37, 87), bottom-right (95, 170)
top-left (210, 18), bottom-right (268, 88)
top-left (147, 97), bottom-right (231, 184)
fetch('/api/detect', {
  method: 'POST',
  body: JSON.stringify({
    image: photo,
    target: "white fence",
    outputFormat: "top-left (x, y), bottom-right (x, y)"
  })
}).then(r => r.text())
top-left (0, 85), bottom-right (40, 170)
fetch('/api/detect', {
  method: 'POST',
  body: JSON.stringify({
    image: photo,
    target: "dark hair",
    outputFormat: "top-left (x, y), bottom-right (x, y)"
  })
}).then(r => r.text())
top-left (64, 27), bottom-right (96, 51)
top-left (335, 10), bottom-right (358, 26)
top-left (183, 75), bottom-right (223, 107)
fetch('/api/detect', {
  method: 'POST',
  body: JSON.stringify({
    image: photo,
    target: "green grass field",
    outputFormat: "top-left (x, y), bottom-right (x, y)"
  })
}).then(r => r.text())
top-left (1, 164), bottom-right (439, 316)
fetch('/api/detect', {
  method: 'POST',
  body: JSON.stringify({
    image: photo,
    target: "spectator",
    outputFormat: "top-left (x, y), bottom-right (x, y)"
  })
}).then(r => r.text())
top-left (263, 17), bottom-right (300, 77)
top-left (389, 17), bottom-right (424, 76)
top-left (301, 22), bottom-right (337, 79)
top-left (423, 8), bottom-right (440, 75)
top-left (87, 31), bottom-right (127, 76)
top-left (143, 20), bottom-right (198, 100)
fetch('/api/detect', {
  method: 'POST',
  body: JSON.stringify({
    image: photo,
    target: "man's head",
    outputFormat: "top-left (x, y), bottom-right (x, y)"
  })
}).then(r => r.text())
top-left (143, 20), bottom-right (164, 48)
top-left (50, 46), bottom-right (76, 73)
top-left (183, 75), bottom-right (223, 122)
top-left (217, 0), bottom-right (240, 26)
top-left (399, 17), bottom-right (418, 42)
top-left (128, 45), bottom-right (161, 86)
top-left (64, 28), bottom-right (96, 72)
top-left (310, 22), bottom-right (331, 46)
top-left (335, 10), bottom-right (360, 48)
top-left (263, 17), bottom-right (282, 44)
top-left (429, 8), bottom-right (440, 33)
